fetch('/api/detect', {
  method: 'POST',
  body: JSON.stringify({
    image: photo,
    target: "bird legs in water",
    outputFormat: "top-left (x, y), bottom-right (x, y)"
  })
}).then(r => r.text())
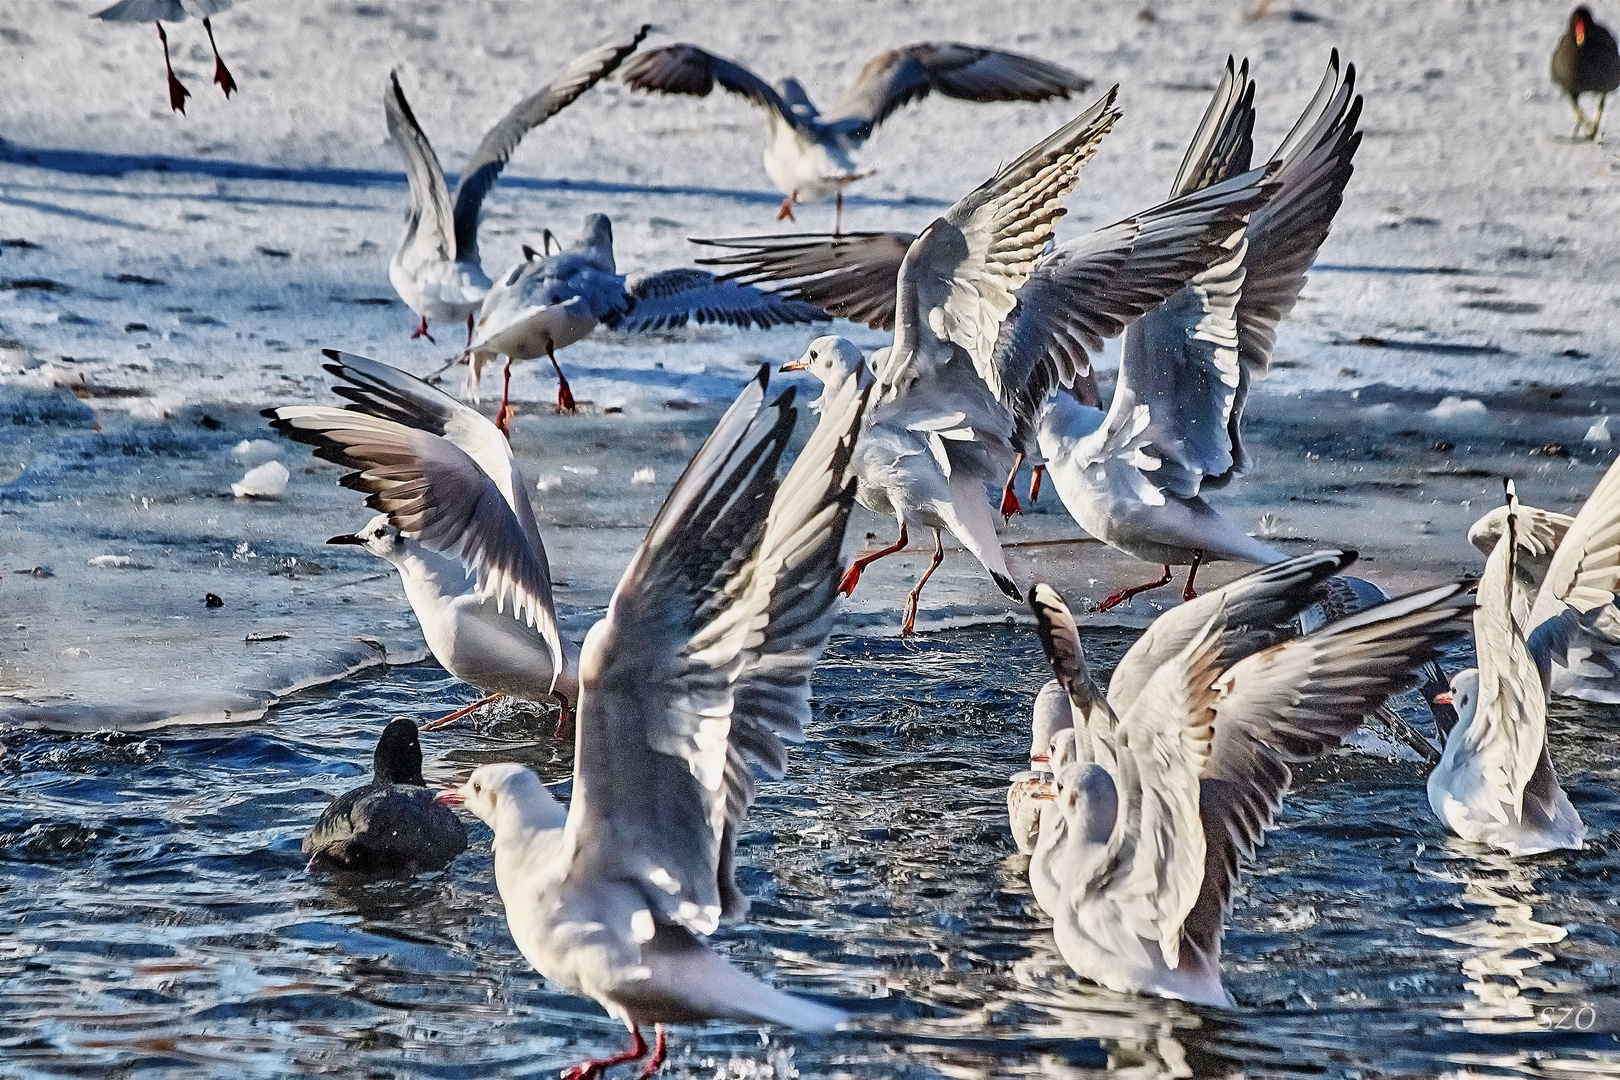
top-left (423, 692), bottom-right (501, 731)
top-left (156, 23), bottom-right (191, 113)
top-left (899, 530), bottom-right (946, 636)
top-left (1028, 464), bottom-right (1045, 505)
top-left (202, 18), bottom-right (236, 97)
top-left (547, 343), bottom-right (577, 413)
top-left (999, 453), bottom-right (1026, 521)
top-left (1094, 550), bottom-right (1205, 612)
top-left (838, 524), bottom-right (909, 597)
top-left (561, 1024), bottom-right (665, 1080)
top-left (410, 315), bottom-right (435, 343)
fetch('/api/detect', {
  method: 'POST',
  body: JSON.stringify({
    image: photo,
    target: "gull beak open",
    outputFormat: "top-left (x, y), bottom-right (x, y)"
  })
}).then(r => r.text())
top-left (779, 356), bottom-right (809, 373)
top-left (1433, 691), bottom-right (1455, 705)
top-left (326, 533), bottom-right (365, 546)
top-left (433, 788), bottom-right (465, 806)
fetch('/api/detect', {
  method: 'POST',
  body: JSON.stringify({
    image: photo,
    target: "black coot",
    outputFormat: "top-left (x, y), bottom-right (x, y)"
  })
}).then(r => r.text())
top-left (303, 718), bottom-right (467, 874)
top-left (1552, 6), bottom-right (1620, 139)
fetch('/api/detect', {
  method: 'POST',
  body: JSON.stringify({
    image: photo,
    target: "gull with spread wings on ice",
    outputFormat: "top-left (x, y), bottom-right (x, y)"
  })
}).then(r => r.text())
top-left (385, 26), bottom-right (648, 346)
top-left (437, 365), bottom-right (867, 1078)
top-left (621, 38), bottom-right (1090, 230)
top-left (265, 352), bottom-right (577, 729)
top-left (1024, 558), bottom-right (1470, 1003)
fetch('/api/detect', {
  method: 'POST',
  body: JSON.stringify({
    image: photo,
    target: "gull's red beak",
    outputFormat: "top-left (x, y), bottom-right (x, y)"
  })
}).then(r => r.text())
top-left (1433, 691), bottom-right (1454, 705)
top-left (779, 356), bottom-right (809, 372)
top-left (434, 788), bottom-right (464, 805)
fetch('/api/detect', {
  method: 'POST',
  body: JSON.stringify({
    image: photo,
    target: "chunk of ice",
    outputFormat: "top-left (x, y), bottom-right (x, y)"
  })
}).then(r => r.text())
top-left (232, 460), bottom-right (290, 498)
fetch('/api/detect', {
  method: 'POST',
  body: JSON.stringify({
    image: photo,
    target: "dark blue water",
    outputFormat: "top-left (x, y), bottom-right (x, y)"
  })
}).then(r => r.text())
top-left (4, 627), bottom-right (1620, 1078)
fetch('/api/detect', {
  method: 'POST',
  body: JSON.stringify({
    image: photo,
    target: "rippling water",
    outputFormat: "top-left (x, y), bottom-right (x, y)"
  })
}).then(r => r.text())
top-left (4, 626), bottom-right (1620, 1078)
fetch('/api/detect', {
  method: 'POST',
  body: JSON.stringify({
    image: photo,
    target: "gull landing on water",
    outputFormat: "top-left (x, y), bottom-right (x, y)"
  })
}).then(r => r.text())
top-left (92, 0), bottom-right (239, 113)
top-left (384, 27), bottom-right (649, 350)
top-left (435, 366), bottom-right (867, 1077)
top-left (621, 39), bottom-right (1090, 232)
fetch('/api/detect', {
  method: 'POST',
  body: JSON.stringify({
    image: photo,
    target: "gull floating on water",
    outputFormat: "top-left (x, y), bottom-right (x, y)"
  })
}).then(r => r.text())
top-left (385, 26), bottom-right (648, 346)
top-left (1426, 465), bottom-right (1620, 855)
top-left (266, 351), bottom-right (577, 728)
top-left (437, 364), bottom-right (866, 1077)
top-left (466, 212), bottom-right (825, 426)
top-left (1036, 54), bottom-right (1363, 611)
top-left (1024, 556), bottom-right (1471, 1004)
top-left (302, 717), bottom-right (467, 875)
top-left (621, 39), bottom-right (1090, 229)
top-left (92, 0), bottom-right (238, 113)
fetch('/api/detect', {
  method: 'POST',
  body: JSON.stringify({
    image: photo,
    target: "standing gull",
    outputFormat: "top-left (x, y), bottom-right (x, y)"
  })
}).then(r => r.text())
top-left (437, 364), bottom-right (867, 1077)
top-left (1025, 558), bottom-right (1471, 1004)
top-left (465, 213), bottom-right (825, 425)
top-left (266, 351), bottom-right (577, 726)
top-left (91, 0), bottom-right (238, 113)
top-left (621, 39), bottom-right (1090, 229)
top-left (385, 26), bottom-right (648, 346)
top-left (1426, 463), bottom-right (1620, 855)
top-left (1036, 54), bottom-right (1362, 610)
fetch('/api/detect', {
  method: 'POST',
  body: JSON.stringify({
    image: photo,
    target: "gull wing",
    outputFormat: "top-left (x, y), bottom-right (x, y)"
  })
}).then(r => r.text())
top-left (694, 231), bottom-right (917, 331)
top-left (1029, 583), bottom-right (1117, 768)
top-left (385, 71), bottom-right (456, 268)
top-left (1469, 502), bottom-right (1574, 624)
top-left (567, 368), bottom-right (867, 935)
top-left (824, 42), bottom-right (1091, 141)
top-left (264, 403), bottom-right (563, 684)
top-left (620, 43), bottom-right (798, 126)
top-left (451, 26), bottom-right (649, 265)
top-left (876, 88), bottom-right (1120, 405)
top-left (1528, 456), bottom-right (1620, 659)
top-left (93, 0), bottom-right (192, 19)
top-left (605, 268), bottom-right (829, 333)
top-left (1168, 58), bottom-right (1257, 199)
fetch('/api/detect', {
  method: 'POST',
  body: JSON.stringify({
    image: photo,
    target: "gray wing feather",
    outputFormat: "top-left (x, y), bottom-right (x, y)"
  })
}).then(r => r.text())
top-left (693, 231), bottom-right (916, 330)
top-left (825, 42), bottom-right (1091, 139)
top-left (620, 43), bottom-right (797, 125)
top-left (1168, 57), bottom-right (1257, 199)
top-left (93, 0), bottom-right (191, 19)
top-left (386, 71), bottom-right (456, 265)
top-left (569, 368), bottom-right (867, 934)
top-left (451, 26), bottom-right (649, 263)
top-left (607, 268), bottom-right (828, 333)
top-left (1528, 456), bottom-right (1620, 637)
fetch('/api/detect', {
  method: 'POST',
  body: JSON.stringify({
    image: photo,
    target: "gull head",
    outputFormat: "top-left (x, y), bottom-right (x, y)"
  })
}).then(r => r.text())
top-left (326, 513), bottom-right (403, 562)
top-left (1434, 668), bottom-right (1480, 738)
top-left (1055, 761), bottom-right (1117, 847)
top-left (1049, 727), bottom-right (1079, 775)
top-left (441, 762), bottom-right (565, 836)
top-left (781, 335), bottom-right (866, 407)
top-left (1030, 679), bottom-right (1075, 765)
top-left (574, 213), bottom-right (616, 272)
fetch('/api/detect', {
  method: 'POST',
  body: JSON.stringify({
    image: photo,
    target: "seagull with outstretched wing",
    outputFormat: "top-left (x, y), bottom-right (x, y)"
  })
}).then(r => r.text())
top-left (436, 365), bottom-right (867, 1077)
top-left (621, 38), bottom-right (1090, 230)
top-left (385, 26), bottom-right (648, 347)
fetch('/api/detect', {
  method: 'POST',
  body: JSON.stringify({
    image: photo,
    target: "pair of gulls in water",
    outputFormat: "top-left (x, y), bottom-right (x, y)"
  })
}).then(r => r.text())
top-left (266, 58), bottom-right (1620, 1070)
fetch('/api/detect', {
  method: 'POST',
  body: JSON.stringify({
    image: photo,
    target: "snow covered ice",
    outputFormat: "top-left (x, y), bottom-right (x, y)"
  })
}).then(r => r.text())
top-left (2, 0), bottom-right (1618, 733)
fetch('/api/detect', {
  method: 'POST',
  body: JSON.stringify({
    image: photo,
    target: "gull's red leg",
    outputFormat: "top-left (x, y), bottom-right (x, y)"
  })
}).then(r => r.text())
top-left (203, 18), bottom-right (236, 97)
top-left (1095, 564), bottom-right (1174, 613)
top-left (410, 315), bottom-right (435, 342)
top-left (776, 192), bottom-right (797, 222)
top-left (635, 1026), bottom-right (667, 1078)
top-left (562, 1027), bottom-right (649, 1080)
top-left (834, 192), bottom-right (844, 237)
top-left (1181, 549), bottom-right (1205, 602)
top-left (999, 452), bottom-right (1025, 522)
top-left (422, 692), bottom-right (501, 731)
top-left (496, 358), bottom-right (515, 438)
top-left (900, 531), bottom-right (946, 636)
top-left (547, 343), bottom-right (577, 413)
top-left (838, 524), bottom-right (908, 597)
top-left (465, 312), bottom-right (475, 349)
top-left (1028, 464), bottom-right (1045, 505)
top-left (157, 24), bottom-right (191, 114)
top-left (551, 692), bottom-right (573, 741)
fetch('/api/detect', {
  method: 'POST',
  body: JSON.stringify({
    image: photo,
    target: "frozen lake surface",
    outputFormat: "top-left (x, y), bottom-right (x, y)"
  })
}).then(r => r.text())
top-left (4, 0), bottom-right (1620, 1075)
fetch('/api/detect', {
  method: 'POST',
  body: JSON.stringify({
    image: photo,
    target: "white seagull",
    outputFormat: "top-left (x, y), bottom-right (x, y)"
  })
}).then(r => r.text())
top-left (1426, 465), bottom-right (1620, 855)
top-left (621, 39), bottom-right (1090, 229)
top-left (385, 26), bottom-right (648, 346)
top-left (1024, 558), bottom-right (1471, 1005)
top-left (1036, 54), bottom-right (1362, 610)
top-left (1007, 678), bottom-right (1073, 855)
top-left (465, 212), bottom-right (826, 426)
top-left (437, 364), bottom-right (867, 1078)
top-left (92, 0), bottom-right (238, 113)
top-left (265, 351), bottom-right (577, 727)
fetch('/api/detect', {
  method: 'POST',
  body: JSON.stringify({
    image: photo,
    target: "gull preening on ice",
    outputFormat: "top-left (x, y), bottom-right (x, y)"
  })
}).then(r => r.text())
top-left (1035, 54), bottom-right (1362, 611)
top-left (385, 26), bottom-right (649, 346)
top-left (302, 718), bottom-right (467, 875)
top-left (621, 39), bottom-right (1090, 229)
top-left (1023, 557), bottom-right (1470, 1004)
top-left (1426, 465), bottom-right (1620, 855)
top-left (437, 364), bottom-right (866, 1077)
top-left (266, 351), bottom-right (578, 728)
top-left (466, 212), bottom-right (825, 425)
top-left (92, 0), bottom-right (239, 113)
